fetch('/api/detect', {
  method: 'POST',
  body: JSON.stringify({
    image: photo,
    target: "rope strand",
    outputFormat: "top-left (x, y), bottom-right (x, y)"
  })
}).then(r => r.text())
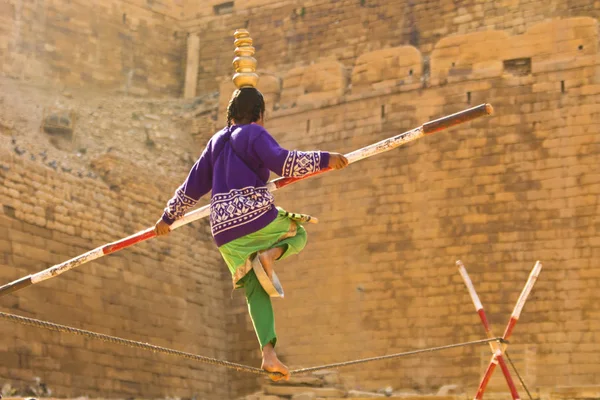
top-left (0, 311), bottom-right (506, 376)
top-left (0, 311), bottom-right (265, 375)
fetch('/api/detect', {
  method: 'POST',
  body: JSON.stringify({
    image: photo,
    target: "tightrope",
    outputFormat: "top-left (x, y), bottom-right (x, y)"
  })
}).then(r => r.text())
top-left (0, 311), bottom-right (265, 375)
top-left (291, 337), bottom-right (508, 374)
top-left (0, 311), bottom-right (506, 376)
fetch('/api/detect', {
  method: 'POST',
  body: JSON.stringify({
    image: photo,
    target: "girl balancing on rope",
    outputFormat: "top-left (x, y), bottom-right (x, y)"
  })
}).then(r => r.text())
top-left (154, 87), bottom-right (348, 380)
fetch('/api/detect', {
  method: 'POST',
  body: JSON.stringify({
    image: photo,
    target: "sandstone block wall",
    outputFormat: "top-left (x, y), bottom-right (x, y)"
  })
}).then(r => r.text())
top-left (219, 17), bottom-right (600, 395)
top-left (3, 0), bottom-right (600, 398)
top-left (352, 46), bottom-right (422, 94)
top-left (184, 0), bottom-right (289, 19)
top-left (0, 147), bottom-right (231, 399)
top-left (280, 60), bottom-right (347, 109)
top-left (186, 0), bottom-right (600, 94)
top-left (0, 0), bottom-right (184, 96)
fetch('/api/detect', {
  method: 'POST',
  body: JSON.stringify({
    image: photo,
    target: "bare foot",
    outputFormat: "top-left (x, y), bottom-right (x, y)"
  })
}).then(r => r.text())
top-left (261, 343), bottom-right (290, 381)
top-left (258, 247), bottom-right (284, 281)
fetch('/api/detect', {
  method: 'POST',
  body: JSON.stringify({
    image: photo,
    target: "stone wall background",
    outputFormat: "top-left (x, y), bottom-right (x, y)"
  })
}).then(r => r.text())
top-left (185, 0), bottom-right (600, 94)
top-left (0, 0), bottom-right (185, 96)
top-left (1, 0), bottom-right (600, 399)
top-left (0, 143), bottom-right (231, 399)
top-left (216, 13), bottom-right (600, 397)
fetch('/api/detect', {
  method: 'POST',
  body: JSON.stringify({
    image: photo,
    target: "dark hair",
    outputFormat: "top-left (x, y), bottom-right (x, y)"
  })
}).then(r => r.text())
top-left (226, 87), bottom-right (265, 127)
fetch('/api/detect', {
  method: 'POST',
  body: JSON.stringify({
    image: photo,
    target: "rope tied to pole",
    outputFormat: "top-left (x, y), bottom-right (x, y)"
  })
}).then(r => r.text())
top-left (0, 311), bottom-right (506, 376)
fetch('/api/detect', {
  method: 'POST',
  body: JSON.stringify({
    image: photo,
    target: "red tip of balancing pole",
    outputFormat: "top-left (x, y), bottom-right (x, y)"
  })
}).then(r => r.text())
top-left (422, 103), bottom-right (494, 135)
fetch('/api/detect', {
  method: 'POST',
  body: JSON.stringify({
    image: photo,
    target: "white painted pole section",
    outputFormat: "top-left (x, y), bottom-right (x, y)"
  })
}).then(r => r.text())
top-left (170, 203), bottom-right (210, 230)
top-left (30, 248), bottom-right (105, 283)
top-left (511, 261), bottom-right (542, 319)
top-left (344, 127), bottom-right (424, 164)
top-left (457, 260), bottom-right (483, 311)
top-left (265, 181), bottom-right (277, 192)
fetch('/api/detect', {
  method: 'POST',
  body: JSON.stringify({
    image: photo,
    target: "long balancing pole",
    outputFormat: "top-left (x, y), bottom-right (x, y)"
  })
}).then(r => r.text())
top-left (0, 104), bottom-right (494, 297)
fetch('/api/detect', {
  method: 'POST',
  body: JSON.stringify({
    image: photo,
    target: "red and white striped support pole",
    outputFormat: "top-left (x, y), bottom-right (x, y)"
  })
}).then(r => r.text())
top-left (0, 104), bottom-right (493, 298)
top-left (457, 260), bottom-right (520, 400)
top-left (476, 261), bottom-right (542, 399)
top-left (458, 260), bottom-right (542, 400)
top-left (502, 261), bottom-right (542, 341)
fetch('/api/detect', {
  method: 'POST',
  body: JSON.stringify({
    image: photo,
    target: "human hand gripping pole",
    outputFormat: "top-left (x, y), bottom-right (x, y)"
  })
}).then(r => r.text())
top-left (0, 103), bottom-right (494, 298)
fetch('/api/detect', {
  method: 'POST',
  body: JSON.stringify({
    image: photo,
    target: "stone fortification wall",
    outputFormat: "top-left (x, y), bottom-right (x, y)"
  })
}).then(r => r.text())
top-left (3, 0), bottom-right (600, 398)
top-left (0, 0), bottom-right (185, 96)
top-left (186, 0), bottom-right (598, 94)
top-left (217, 16), bottom-right (600, 395)
top-left (0, 143), bottom-right (231, 399)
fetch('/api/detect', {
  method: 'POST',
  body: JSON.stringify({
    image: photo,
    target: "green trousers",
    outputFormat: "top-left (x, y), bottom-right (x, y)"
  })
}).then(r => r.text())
top-left (218, 208), bottom-right (307, 348)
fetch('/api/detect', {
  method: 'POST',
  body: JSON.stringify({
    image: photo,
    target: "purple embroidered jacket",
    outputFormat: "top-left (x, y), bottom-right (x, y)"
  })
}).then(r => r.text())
top-left (162, 124), bottom-right (330, 246)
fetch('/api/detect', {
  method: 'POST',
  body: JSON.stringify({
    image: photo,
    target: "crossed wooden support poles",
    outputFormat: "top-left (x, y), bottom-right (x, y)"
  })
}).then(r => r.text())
top-left (457, 260), bottom-right (542, 400)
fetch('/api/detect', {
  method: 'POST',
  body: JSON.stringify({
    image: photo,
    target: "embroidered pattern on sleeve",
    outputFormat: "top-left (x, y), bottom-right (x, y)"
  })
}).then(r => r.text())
top-left (164, 188), bottom-right (198, 221)
top-left (210, 186), bottom-right (275, 236)
top-left (282, 150), bottom-right (322, 178)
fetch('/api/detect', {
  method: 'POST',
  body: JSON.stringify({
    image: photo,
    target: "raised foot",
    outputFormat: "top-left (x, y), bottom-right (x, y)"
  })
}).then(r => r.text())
top-left (258, 247), bottom-right (283, 281)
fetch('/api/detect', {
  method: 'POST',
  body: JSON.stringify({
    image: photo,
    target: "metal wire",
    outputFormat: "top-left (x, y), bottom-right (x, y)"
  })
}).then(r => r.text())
top-left (505, 350), bottom-right (535, 400)
top-left (0, 311), bottom-right (506, 376)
